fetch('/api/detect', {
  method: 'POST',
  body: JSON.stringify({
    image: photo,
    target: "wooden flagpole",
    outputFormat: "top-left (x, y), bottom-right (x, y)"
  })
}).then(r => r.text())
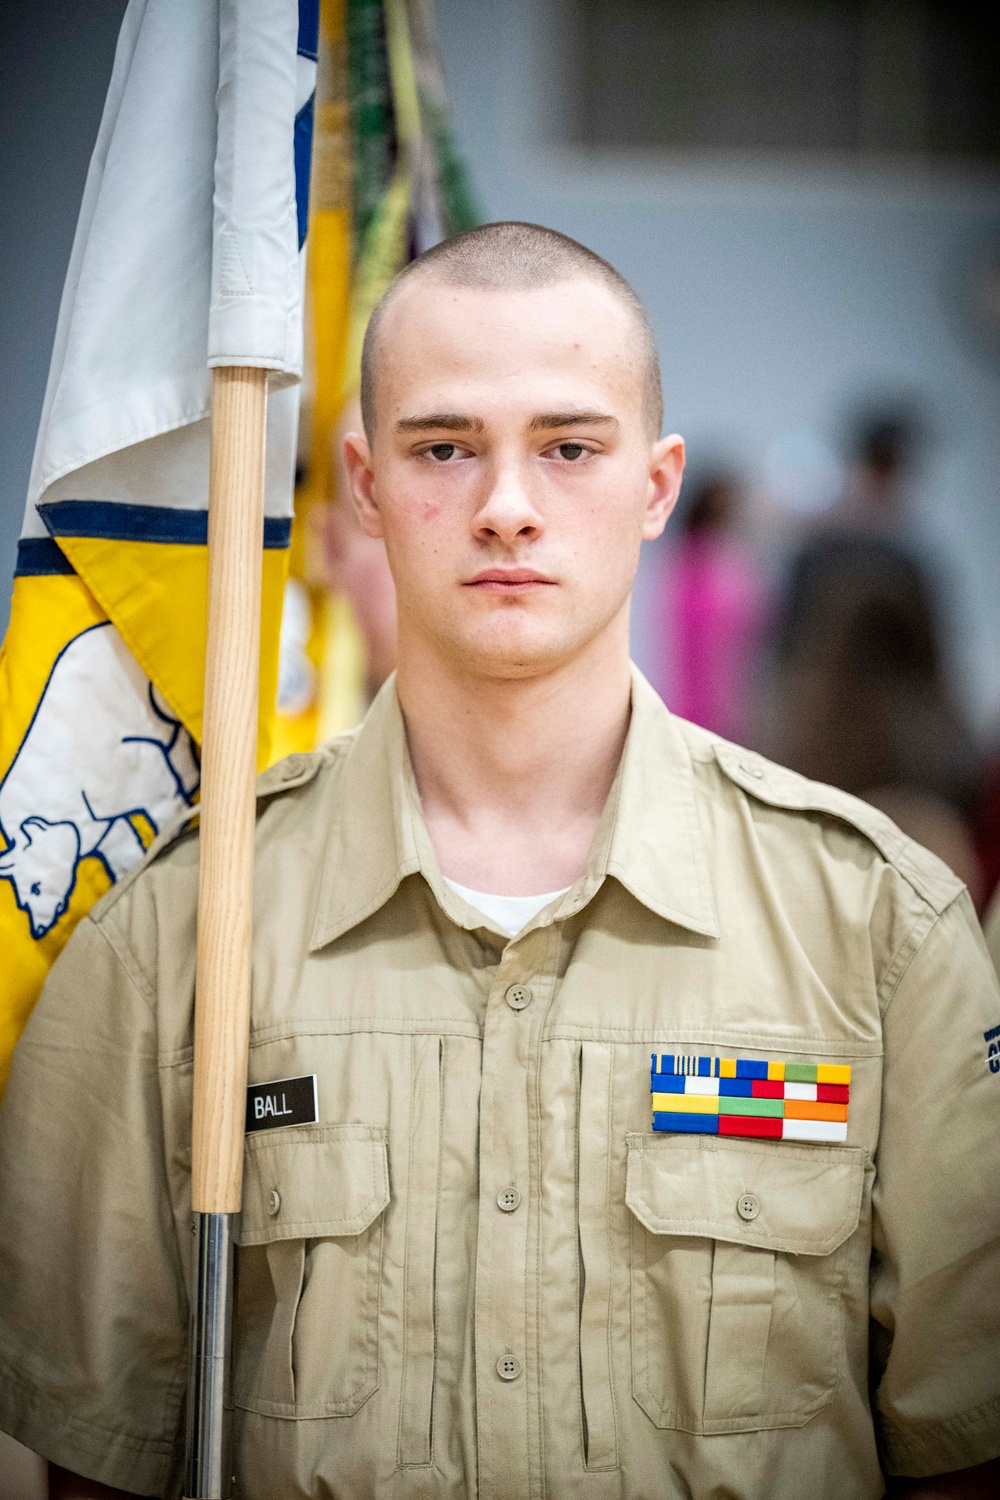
top-left (194, 365), bottom-right (267, 1213)
top-left (184, 364), bottom-right (268, 1499)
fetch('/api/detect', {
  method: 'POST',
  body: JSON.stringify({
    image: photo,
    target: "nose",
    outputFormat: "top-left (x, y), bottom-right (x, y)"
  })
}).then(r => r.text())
top-left (472, 458), bottom-right (543, 546)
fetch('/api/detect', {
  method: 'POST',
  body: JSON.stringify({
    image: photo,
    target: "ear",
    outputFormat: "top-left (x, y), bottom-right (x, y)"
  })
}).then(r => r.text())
top-left (21, 817), bottom-right (80, 863)
top-left (642, 433), bottom-right (685, 541)
top-left (342, 429), bottom-right (383, 540)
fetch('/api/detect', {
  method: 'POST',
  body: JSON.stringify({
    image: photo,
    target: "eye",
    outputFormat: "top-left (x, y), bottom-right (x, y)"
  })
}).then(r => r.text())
top-left (428, 442), bottom-right (457, 462)
top-left (31, 882), bottom-right (41, 896)
top-left (557, 442), bottom-right (587, 460)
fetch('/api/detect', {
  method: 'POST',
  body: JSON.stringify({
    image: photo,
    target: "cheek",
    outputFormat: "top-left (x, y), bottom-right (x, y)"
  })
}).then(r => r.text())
top-left (381, 499), bottom-right (454, 583)
top-left (565, 504), bottom-right (644, 601)
top-left (568, 488), bottom-right (643, 556)
top-left (400, 497), bottom-right (454, 543)
top-left (375, 478), bottom-right (446, 543)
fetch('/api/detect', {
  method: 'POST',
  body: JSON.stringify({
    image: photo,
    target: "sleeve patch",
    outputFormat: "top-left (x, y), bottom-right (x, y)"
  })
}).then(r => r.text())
top-left (985, 1022), bottom-right (1000, 1075)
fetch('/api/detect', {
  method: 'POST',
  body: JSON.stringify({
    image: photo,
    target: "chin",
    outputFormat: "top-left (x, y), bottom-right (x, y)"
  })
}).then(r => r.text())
top-left (451, 625), bottom-right (587, 681)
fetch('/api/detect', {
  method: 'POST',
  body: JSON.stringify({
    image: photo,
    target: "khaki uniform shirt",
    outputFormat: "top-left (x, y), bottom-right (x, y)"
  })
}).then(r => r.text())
top-left (1, 671), bottom-right (998, 1499)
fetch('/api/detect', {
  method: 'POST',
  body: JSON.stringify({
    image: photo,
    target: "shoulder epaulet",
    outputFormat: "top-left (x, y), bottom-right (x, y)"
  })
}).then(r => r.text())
top-left (90, 744), bottom-right (344, 923)
top-left (254, 746), bottom-right (331, 800)
top-left (712, 740), bottom-right (964, 915)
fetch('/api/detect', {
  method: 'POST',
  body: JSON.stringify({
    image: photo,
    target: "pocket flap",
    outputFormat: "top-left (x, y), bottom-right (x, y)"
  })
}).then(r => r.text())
top-left (625, 1133), bottom-right (865, 1255)
top-left (237, 1123), bottom-right (389, 1246)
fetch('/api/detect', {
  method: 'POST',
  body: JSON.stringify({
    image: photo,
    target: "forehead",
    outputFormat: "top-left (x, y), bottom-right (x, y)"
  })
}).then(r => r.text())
top-left (374, 276), bottom-right (644, 419)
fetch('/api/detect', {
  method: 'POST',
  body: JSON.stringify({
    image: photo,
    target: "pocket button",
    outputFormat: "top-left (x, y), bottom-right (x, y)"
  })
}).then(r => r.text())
top-left (497, 1186), bottom-right (521, 1213)
top-left (737, 1193), bottom-right (760, 1221)
top-left (267, 1189), bottom-right (281, 1216)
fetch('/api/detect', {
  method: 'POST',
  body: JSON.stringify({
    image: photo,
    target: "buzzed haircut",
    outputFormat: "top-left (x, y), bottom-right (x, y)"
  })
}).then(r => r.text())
top-left (360, 221), bottom-right (664, 439)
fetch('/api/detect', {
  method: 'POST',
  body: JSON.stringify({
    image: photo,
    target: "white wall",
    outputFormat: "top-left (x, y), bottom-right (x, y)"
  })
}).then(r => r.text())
top-left (435, 0), bottom-right (1000, 731)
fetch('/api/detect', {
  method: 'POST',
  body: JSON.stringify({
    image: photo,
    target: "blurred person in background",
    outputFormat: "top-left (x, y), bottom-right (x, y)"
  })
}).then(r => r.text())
top-left (657, 470), bottom-right (770, 744)
top-left (983, 881), bottom-right (1000, 978)
top-left (828, 409), bottom-right (922, 538)
top-left (969, 720), bottom-right (1000, 929)
top-left (768, 408), bottom-right (982, 903)
top-left (312, 396), bottom-right (399, 702)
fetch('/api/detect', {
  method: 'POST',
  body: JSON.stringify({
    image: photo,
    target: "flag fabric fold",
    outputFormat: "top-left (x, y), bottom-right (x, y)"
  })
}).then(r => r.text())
top-left (0, 0), bottom-right (316, 1092)
top-left (210, 0), bottom-right (313, 372)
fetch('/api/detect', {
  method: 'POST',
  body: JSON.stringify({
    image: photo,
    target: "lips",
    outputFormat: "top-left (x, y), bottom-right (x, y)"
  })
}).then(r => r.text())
top-left (464, 568), bottom-right (556, 590)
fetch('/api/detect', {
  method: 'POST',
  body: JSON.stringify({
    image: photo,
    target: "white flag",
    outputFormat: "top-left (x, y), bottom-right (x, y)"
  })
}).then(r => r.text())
top-left (0, 0), bottom-right (317, 1089)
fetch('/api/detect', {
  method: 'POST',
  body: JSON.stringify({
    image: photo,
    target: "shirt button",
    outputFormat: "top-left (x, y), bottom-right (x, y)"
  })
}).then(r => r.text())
top-left (737, 1193), bottom-right (760, 1221)
top-left (267, 1189), bottom-right (281, 1216)
top-left (505, 983), bottom-right (533, 1011)
top-left (740, 758), bottom-right (764, 779)
top-left (497, 1186), bottom-right (521, 1213)
top-left (496, 1352), bottom-right (522, 1381)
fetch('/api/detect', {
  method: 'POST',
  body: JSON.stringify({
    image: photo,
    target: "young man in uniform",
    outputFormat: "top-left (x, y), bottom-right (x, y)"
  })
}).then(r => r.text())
top-left (0, 223), bottom-right (998, 1499)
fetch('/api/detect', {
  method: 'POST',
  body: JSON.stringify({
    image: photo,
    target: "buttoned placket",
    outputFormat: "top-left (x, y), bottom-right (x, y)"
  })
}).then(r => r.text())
top-left (306, 673), bottom-right (721, 1496)
top-left (474, 920), bottom-right (560, 1500)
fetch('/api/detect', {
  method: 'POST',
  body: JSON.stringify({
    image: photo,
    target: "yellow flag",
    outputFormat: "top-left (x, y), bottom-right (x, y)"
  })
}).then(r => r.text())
top-left (0, 0), bottom-right (314, 1094)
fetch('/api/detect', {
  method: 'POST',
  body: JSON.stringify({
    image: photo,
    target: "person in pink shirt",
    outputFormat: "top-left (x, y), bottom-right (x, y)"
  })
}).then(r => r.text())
top-left (661, 473), bottom-right (769, 744)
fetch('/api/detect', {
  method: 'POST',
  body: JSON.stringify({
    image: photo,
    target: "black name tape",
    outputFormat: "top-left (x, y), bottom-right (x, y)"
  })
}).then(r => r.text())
top-left (246, 1074), bottom-right (318, 1134)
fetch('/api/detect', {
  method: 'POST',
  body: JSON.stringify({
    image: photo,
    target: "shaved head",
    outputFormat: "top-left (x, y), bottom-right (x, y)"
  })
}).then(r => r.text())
top-left (360, 221), bottom-right (664, 440)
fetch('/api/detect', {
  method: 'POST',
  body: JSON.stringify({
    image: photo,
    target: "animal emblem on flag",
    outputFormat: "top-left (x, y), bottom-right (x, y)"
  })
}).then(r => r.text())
top-left (651, 1054), bottom-right (851, 1142)
top-left (0, 623), bottom-right (199, 939)
top-left (0, 0), bottom-right (317, 1094)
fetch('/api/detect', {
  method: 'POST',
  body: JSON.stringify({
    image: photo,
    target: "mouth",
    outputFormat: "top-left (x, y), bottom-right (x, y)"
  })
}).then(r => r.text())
top-left (464, 568), bottom-right (557, 593)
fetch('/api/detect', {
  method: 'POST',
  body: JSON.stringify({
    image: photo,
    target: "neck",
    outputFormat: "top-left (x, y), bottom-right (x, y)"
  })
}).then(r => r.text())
top-left (396, 620), bottom-right (632, 896)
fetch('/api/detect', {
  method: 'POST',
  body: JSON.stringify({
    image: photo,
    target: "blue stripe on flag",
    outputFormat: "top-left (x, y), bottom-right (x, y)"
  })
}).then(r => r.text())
top-left (14, 537), bottom-right (76, 577)
top-left (298, 0), bottom-right (319, 61)
top-left (650, 1075), bottom-right (685, 1094)
top-left (38, 501), bottom-right (291, 550)
top-left (295, 92), bottom-right (315, 250)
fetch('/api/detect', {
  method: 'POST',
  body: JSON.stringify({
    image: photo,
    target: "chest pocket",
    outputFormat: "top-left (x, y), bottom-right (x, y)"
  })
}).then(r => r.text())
top-left (625, 1132), bottom-right (865, 1434)
top-left (233, 1123), bottom-right (389, 1418)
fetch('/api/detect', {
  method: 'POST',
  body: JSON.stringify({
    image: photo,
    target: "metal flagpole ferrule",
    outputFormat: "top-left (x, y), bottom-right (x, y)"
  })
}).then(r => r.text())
top-left (184, 1211), bottom-right (236, 1499)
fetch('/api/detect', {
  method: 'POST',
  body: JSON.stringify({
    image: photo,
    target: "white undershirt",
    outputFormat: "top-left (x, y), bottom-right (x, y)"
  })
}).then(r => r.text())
top-left (443, 877), bottom-right (571, 937)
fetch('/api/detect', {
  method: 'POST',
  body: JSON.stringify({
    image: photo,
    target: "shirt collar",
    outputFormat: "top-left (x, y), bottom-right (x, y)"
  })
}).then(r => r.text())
top-left (599, 667), bottom-right (719, 938)
top-left (309, 666), bottom-right (719, 951)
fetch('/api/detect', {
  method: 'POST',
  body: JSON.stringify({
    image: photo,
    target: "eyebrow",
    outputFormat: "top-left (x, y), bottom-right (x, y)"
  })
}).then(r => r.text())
top-left (394, 413), bottom-right (486, 433)
top-left (527, 411), bottom-right (618, 432)
top-left (394, 409), bottom-right (620, 435)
